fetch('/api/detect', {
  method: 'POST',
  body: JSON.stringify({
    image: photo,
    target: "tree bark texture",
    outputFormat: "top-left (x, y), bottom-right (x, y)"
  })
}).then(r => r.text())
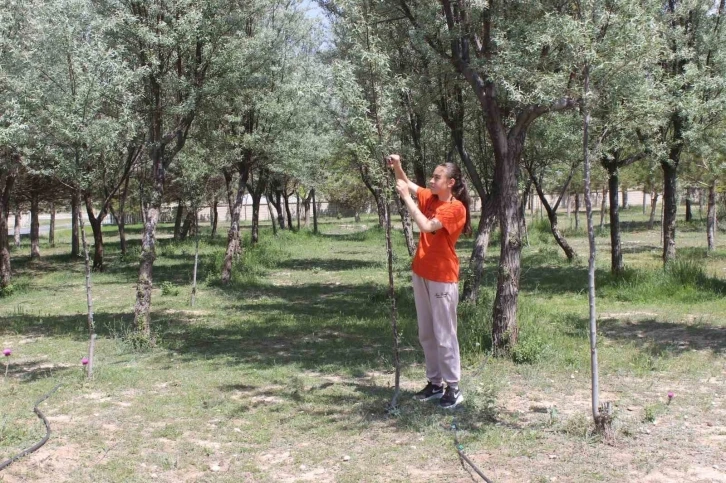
top-left (608, 171), bottom-right (624, 275)
top-left (221, 164), bottom-right (250, 284)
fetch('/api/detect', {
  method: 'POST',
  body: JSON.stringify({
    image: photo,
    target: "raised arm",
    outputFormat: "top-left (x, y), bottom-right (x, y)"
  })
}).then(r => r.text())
top-left (387, 154), bottom-right (420, 196)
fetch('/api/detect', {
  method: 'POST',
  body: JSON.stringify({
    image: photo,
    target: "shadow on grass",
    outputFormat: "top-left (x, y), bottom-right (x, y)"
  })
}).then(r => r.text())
top-left (274, 258), bottom-right (384, 272)
top-left (600, 317), bottom-right (726, 355)
top-left (217, 377), bottom-right (510, 436)
top-left (3, 359), bottom-right (77, 383)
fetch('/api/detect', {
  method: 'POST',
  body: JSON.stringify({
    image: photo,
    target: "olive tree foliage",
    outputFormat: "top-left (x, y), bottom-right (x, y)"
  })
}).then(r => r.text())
top-left (17, 0), bottom-right (143, 271)
top-left (91, 0), bottom-right (262, 338)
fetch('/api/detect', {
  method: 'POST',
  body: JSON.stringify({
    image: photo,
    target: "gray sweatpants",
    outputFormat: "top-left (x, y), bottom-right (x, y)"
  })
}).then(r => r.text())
top-left (411, 273), bottom-right (461, 386)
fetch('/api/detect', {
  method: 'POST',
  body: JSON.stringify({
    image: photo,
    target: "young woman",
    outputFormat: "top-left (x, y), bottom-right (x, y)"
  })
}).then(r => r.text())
top-left (387, 154), bottom-right (472, 409)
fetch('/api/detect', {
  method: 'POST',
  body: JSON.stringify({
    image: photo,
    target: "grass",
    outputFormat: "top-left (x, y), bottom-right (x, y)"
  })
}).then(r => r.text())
top-left (0, 211), bottom-right (724, 482)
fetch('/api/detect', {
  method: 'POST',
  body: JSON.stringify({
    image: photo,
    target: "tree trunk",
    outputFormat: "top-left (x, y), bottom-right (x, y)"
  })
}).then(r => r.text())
top-left (648, 191), bottom-right (659, 230)
top-left (211, 196), bottom-right (218, 238)
top-left (0, 174), bottom-right (15, 289)
top-left (685, 187), bottom-right (693, 222)
top-left (608, 169), bottom-right (624, 276)
top-left (283, 191), bottom-right (293, 231)
top-left (397, 198), bottom-right (416, 256)
top-left (661, 161), bottom-right (678, 263)
top-left (531, 175), bottom-right (576, 261)
top-left (115, 175), bottom-right (130, 255)
top-left (13, 204), bottom-right (21, 248)
top-left (251, 189), bottom-right (262, 245)
top-left (179, 210), bottom-right (194, 241)
top-left (302, 191), bottom-right (312, 227)
top-left (71, 191), bottom-right (80, 256)
top-left (312, 188), bottom-right (318, 235)
top-left (221, 165), bottom-right (249, 284)
top-left (84, 194), bottom-right (107, 271)
top-left (48, 202), bottom-right (56, 248)
top-left (621, 188), bottom-right (629, 210)
top-left (462, 198), bottom-right (497, 303)
top-left (272, 189), bottom-right (285, 230)
top-left (574, 192), bottom-right (580, 231)
top-left (599, 187), bottom-right (607, 230)
top-left (707, 180), bottom-right (717, 252)
top-left (642, 189), bottom-right (647, 215)
top-left (491, 140), bottom-right (522, 356)
top-left (698, 187), bottom-right (703, 218)
top-left (373, 192), bottom-right (386, 228)
top-left (30, 194), bottom-right (40, 260)
top-left (296, 192), bottom-right (301, 231)
top-left (77, 199), bottom-right (96, 378)
top-left (173, 200), bottom-right (185, 241)
top-left (521, 180), bottom-right (531, 245)
top-left (268, 197), bottom-right (278, 236)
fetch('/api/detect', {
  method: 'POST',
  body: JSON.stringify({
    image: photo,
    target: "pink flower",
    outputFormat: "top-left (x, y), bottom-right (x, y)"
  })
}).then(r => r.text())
top-left (81, 357), bottom-right (89, 366)
top-left (667, 391), bottom-right (674, 399)
top-left (3, 348), bottom-right (11, 357)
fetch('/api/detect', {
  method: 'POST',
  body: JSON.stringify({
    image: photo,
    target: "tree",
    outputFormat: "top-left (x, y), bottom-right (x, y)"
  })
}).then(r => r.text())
top-left (394, 0), bottom-right (582, 354)
top-left (96, 0), bottom-right (247, 338)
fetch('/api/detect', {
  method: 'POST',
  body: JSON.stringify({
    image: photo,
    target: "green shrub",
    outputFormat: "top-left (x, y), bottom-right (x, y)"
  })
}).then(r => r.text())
top-left (160, 281), bottom-right (180, 296)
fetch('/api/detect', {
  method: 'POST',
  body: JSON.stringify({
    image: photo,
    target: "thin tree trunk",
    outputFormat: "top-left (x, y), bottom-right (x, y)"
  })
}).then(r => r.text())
top-left (661, 161), bottom-right (678, 263)
top-left (648, 191), bottom-right (659, 230)
top-left (13, 205), bottom-right (21, 248)
top-left (608, 170), bottom-right (624, 276)
top-left (521, 180), bottom-right (531, 245)
top-left (583, 64), bottom-right (602, 428)
top-left (115, 175), bottom-right (130, 255)
top-left (30, 195), bottom-right (40, 260)
top-left (574, 192), bottom-right (580, 231)
top-left (531, 175), bottom-right (577, 260)
top-left (179, 210), bottom-right (194, 241)
top-left (191, 235), bottom-right (200, 306)
top-left (77, 200), bottom-right (96, 378)
top-left (296, 192), bottom-right (301, 231)
top-left (221, 165), bottom-right (249, 284)
top-left (173, 200), bottom-right (185, 241)
top-left (71, 192), bottom-right (80, 256)
top-left (211, 196), bottom-right (218, 238)
top-left (707, 180), bottom-right (717, 252)
top-left (251, 190), bottom-right (262, 245)
top-left (462, 199), bottom-right (496, 303)
top-left (397, 198), bottom-right (416, 256)
top-left (685, 187), bottom-right (693, 222)
top-left (373, 192), bottom-right (386, 228)
top-left (642, 189), bottom-right (648, 215)
top-left (698, 187), bottom-right (703, 218)
top-left (267, 195), bottom-right (278, 236)
top-left (283, 191), bottom-right (293, 231)
top-left (599, 188), bottom-right (607, 230)
top-left (48, 202), bottom-right (56, 248)
top-left (621, 188), bottom-right (629, 210)
top-left (382, 170), bottom-right (401, 409)
top-left (84, 194), bottom-right (106, 271)
top-left (311, 188), bottom-right (318, 235)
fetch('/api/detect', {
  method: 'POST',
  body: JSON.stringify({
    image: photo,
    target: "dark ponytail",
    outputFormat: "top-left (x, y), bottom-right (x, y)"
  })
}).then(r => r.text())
top-left (441, 162), bottom-right (472, 236)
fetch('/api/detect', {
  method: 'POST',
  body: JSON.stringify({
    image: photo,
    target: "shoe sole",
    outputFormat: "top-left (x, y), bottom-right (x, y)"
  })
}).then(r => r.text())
top-left (440, 395), bottom-right (464, 409)
top-left (413, 392), bottom-right (444, 402)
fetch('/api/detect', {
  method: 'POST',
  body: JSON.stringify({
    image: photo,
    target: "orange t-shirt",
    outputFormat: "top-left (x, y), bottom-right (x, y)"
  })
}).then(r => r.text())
top-left (411, 188), bottom-right (467, 283)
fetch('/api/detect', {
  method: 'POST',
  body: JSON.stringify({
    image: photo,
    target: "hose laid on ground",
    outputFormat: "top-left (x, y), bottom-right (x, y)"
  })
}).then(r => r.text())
top-left (451, 419), bottom-right (495, 483)
top-left (0, 384), bottom-right (61, 472)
